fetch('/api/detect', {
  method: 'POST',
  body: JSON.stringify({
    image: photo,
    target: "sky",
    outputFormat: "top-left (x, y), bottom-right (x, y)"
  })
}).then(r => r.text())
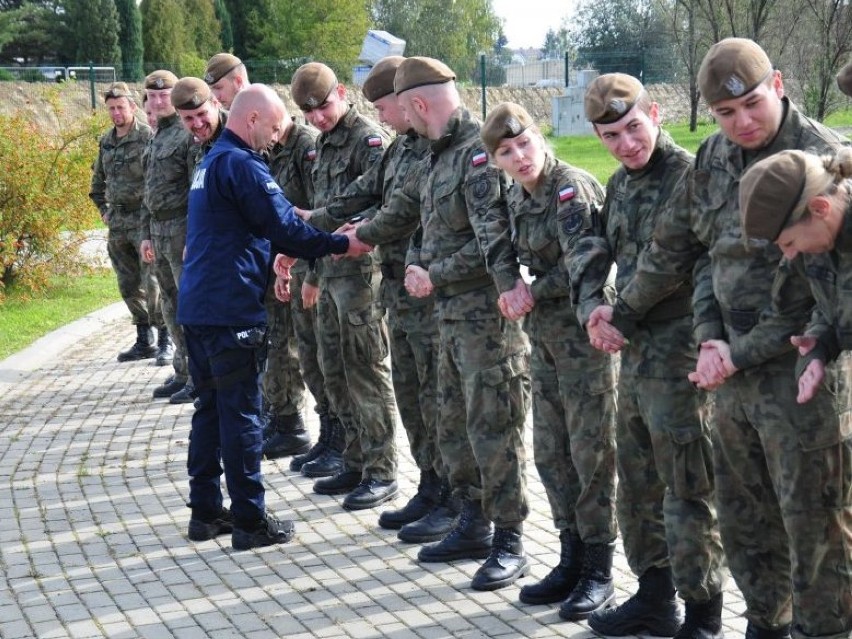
top-left (492, 0), bottom-right (577, 49)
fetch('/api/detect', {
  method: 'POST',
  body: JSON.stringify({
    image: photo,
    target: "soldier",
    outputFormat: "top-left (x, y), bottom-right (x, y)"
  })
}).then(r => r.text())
top-left (576, 74), bottom-right (725, 638)
top-left (140, 70), bottom-right (196, 404)
top-left (591, 39), bottom-right (850, 639)
top-left (395, 57), bottom-right (531, 591)
top-left (142, 94), bottom-right (157, 131)
top-left (172, 77), bottom-right (227, 157)
top-left (89, 82), bottom-right (163, 364)
top-left (480, 102), bottom-right (618, 614)
top-left (290, 62), bottom-right (399, 510)
top-left (204, 53), bottom-right (249, 110)
top-left (313, 58), bottom-right (444, 532)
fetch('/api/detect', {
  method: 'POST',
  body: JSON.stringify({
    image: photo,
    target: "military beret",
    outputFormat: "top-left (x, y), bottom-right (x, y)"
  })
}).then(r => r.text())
top-left (205, 53), bottom-right (242, 85)
top-left (394, 57), bottom-right (456, 95)
top-left (698, 38), bottom-right (772, 105)
top-left (480, 102), bottom-right (534, 154)
top-left (103, 82), bottom-right (133, 102)
top-left (584, 73), bottom-right (644, 124)
top-left (739, 150), bottom-right (811, 242)
top-left (837, 61), bottom-right (852, 97)
top-left (144, 69), bottom-right (178, 90)
top-left (170, 77), bottom-right (212, 110)
top-left (362, 56), bottom-right (405, 103)
top-left (291, 62), bottom-right (338, 111)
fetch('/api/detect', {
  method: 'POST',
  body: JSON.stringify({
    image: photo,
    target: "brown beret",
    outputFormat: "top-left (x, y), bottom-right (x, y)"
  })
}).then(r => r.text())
top-left (205, 53), bottom-right (242, 85)
top-left (144, 69), bottom-right (178, 90)
top-left (394, 56), bottom-right (456, 95)
top-left (584, 73), bottom-right (644, 124)
top-left (291, 62), bottom-right (338, 111)
top-left (837, 61), bottom-right (852, 97)
top-left (480, 102), bottom-right (534, 154)
top-left (739, 150), bottom-right (810, 242)
top-left (362, 56), bottom-right (405, 103)
top-left (698, 38), bottom-right (772, 105)
top-left (171, 77), bottom-right (212, 110)
top-left (103, 82), bottom-right (133, 102)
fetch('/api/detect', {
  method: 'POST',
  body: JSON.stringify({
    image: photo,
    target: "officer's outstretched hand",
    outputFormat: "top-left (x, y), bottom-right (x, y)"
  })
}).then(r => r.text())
top-left (274, 253), bottom-right (296, 278)
top-left (140, 239), bottom-right (155, 264)
top-left (340, 232), bottom-right (374, 259)
top-left (587, 305), bottom-right (624, 353)
top-left (294, 207), bottom-right (313, 221)
top-left (274, 275), bottom-right (291, 303)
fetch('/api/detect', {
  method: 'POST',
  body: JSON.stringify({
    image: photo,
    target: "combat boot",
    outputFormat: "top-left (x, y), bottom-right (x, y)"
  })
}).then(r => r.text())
top-left (559, 542), bottom-right (616, 620)
top-left (398, 477), bottom-right (460, 543)
top-left (169, 378), bottom-right (195, 404)
top-left (378, 468), bottom-right (440, 529)
top-left (519, 529), bottom-right (584, 605)
top-left (301, 416), bottom-right (344, 478)
top-left (263, 413), bottom-right (311, 459)
top-left (117, 324), bottom-right (157, 362)
top-left (155, 327), bottom-right (173, 366)
top-left (313, 469), bottom-right (361, 495)
top-left (471, 525), bottom-right (529, 591)
top-left (417, 498), bottom-right (493, 563)
top-left (674, 594), bottom-right (724, 639)
top-left (588, 565), bottom-right (684, 636)
top-left (290, 413), bottom-right (331, 472)
top-left (744, 623), bottom-right (791, 639)
top-left (153, 374), bottom-right (186, 399)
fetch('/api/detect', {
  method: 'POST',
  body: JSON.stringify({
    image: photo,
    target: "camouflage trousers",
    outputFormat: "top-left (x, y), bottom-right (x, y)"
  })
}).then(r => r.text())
top-left (616, 373), bottom-right (726, 601)
top-left (107, 224), bottom-right (162, 328)
top-left (291, 268), bottom-right (328, 417)
top-left (530, 334), bottom-right (617, 544)
top-left (436, 311), bottom-right (530, 528)
top-left (712, 351), bottom-right (852, 638)
top-left (316, 270), bottom-right (397, 480)
top-left (262, 279), bottom-right (305, 417)
top-left (151, 217), bottom-right (188, 381)
top-left (384, 280), bottom-right (442, 476)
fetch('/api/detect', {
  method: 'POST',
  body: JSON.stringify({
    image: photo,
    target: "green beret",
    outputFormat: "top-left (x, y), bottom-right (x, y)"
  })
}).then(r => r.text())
top-left (584, 73), bottom-right (644, 124)
top-left (698, 38), bottom-right (772, 105)
top-left (205, 53), bottom-right (242, 85)
top-left (837, 61), bottom-right (852, 97)
top-left (480, 102), bottom-right (534, 154)
top-left (171, 77), bottom-right (212, 110)
top-left (103, 82), bottom-right (133, 102)
top-left (144, 70), bottom-right (178, 91)
top-left (739, 150), bottom-right (809, 242)
top-left (291, 62), bottom-right (338, 111)
top-left (394, 57), bottom-right (456, 95)
top-left (362, 56), bottom-right (405, 103)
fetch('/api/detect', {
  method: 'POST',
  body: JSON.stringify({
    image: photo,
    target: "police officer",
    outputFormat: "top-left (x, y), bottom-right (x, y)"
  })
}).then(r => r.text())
top-left (595, 39), bottom-right (850, 639)
top-left (577, 74), bottom-right (726, 639)
top-left (90, 82), bottom-right (163, 364)
top-left (181, 84), bottom-right (371, 550)
top-left (395, 57), bottom-right (531, 592)
top-left (480, 102), bottom-right (619, 613)
top-left (204, 53), bottom-right (249, 110)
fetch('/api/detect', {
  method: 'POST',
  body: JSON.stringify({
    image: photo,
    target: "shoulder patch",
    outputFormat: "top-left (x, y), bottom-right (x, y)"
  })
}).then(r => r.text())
top-left (471, 177), bottom-right (491, 200)
top-left (562, 211), bottom-right (584, 234)
top-left (305, 148), bottom-right (317, 161)
top-left (366, 135), bottom-right (383, 147)
top-left (263, 179), bottom-right (282, 195)
top-left (558, 186), bottom-right (576, 202)
top-left (471, 151), bottom-right (488, 167)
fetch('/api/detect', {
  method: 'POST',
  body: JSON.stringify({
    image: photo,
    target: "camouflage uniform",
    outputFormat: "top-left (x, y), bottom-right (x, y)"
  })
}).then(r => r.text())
top-left (612, 100), bottom-right (852, 637)
top-left (142, 112), bottom-right (196, 384)
top-left (405, 108), bottom-right (530, 527)
top-left (507, 154), bottom-right (616, 542)
top-left (307, 106), bottom-right (397, 482)
top-left (90, 117), bottom-right (162, 330)
top-left (574, 131), bottom-right (725, 602)
top-left (315, 131), bottom-right (441, 476)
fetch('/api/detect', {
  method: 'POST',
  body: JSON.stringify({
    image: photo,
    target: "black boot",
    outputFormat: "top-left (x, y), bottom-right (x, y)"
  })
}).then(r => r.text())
top-left (301, 416), bottom-right (344, 478)
top-left (588, 565), bottom-right (684, 636)
top-left (378, 469), bottom-right (441, 529)
top-left (471, 525), bottom-right (529, 591)
top-left (674, 594), bottom-right (724, 639)
top-left (263, 413), bottom-right (311, 459)
top-left (117, 324), bottom-right (157, 362)
top-left (313, 469), bottom-right (361, 495)
top-left (290, 413), bottom-right (331, 472)
top-left (398, 477), bottom-right (460, 543)
top-left (155, 327), bottom-right (173, 366)
top-left (417, 499), bottom-right (493, 563)
top-left (153, 374), bottom-right (186, 399)
top-left (519, 529), bottom-right (584, 605)
top-left (744, 623), bottom-right (791, 639)
top-left (559, 542), bottom-right (616, 620)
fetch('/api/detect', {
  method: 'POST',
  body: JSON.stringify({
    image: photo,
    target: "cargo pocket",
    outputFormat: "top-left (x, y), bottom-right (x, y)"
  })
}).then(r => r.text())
top-left (346, 305), bottom-right (388, 364)
top-left (480, 352), bottom-right (530, 427)
top-left (669, 424), bottom-right (713, 499)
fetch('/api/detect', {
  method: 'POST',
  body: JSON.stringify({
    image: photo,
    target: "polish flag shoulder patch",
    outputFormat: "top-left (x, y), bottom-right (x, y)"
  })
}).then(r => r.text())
top-left (558, 186), bottom-right (576, 202)
top-left (471, 151), bottom-right (488, 167)
top-left (366, 135), bottom-right (383, 147)
top-left (305, 149), bottom-right (317, 161)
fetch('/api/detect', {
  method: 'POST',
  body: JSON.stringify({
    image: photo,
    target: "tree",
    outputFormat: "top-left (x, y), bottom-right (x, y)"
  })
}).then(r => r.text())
top-left (213, 0), bottom-right (232, 51)
top-left (115, 0), bottom-right (143, 80)
top-left (0, 1), bottom-right (69, 65)
top-left (180, 0), bottom-right (220, 58)
top-left (541, 26), bottom-right (571, 60)
top-left (141, 0), bottom-right (186, 72)
top-left (65, 0), bottom-right (121, 65)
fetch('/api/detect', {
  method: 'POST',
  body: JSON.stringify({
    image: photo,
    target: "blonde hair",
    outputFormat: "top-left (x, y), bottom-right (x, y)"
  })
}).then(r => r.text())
top-left (791, 147), bottom-right (852, 222)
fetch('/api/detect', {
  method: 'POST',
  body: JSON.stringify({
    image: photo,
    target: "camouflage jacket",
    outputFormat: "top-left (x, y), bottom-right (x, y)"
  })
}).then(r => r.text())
top-left (613, 98), bottom-right (847, 370)
top-left (89, 118), bottom-right (152, 230)
top-left (307, 105), bottom-right (388, 280)
top-left (191, 109), bottom-right (228, 166)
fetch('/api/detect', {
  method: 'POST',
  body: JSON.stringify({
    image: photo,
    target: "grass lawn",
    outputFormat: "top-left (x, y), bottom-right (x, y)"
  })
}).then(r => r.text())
top-left (0, 268), bottom-right (120, 360)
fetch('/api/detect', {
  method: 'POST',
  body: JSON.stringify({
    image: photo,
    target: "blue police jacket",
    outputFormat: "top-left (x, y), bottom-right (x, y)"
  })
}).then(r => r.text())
top-left (178, 128), bottom-right (348, 326)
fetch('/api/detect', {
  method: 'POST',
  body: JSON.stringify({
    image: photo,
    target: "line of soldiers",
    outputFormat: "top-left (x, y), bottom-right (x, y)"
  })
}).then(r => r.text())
top-left (89, 36), bottom-right (852, 639)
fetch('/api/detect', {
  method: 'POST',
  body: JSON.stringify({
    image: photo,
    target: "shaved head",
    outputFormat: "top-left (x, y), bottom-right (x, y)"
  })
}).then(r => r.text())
top-left (227, 84), bottom-right (287, 152)
top-left (397, 80), bottom-right (460, 140)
